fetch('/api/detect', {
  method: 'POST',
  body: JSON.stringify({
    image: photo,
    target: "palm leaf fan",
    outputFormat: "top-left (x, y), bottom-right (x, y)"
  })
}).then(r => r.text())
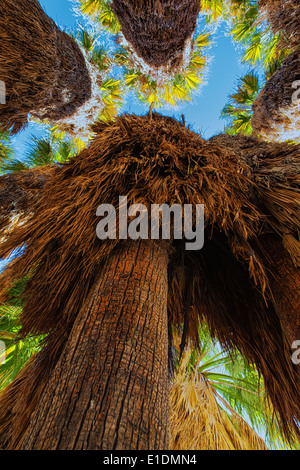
top-left (0, 0), bottom-right (92, 135)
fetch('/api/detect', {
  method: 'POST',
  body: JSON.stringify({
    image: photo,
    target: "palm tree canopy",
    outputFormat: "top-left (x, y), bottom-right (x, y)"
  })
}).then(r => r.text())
top-left (0, 113), bottom-right (299, 446)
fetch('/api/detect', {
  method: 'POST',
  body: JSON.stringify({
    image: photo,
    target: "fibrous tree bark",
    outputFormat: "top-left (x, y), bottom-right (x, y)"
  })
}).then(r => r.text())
top-left (20, 239), bottom-right (170, 450)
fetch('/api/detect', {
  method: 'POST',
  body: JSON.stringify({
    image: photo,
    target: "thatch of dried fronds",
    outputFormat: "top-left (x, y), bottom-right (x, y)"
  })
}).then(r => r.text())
top-left (0, 166), bottom-right (54, 239)
top-left (111, 0), bottom-right (201, 71)
top-left (0, 113), bottom-right (299, 448)
top-left (251, 49), bottom-right (300, 143)
top-left (259, 234), bottom-right (300, 346)
top-left (170, 348), bottom-right (268, 450)
top-left (258, 0), bottom-right (300, 50)
top-left (0, 0), bottom-right (92, 134)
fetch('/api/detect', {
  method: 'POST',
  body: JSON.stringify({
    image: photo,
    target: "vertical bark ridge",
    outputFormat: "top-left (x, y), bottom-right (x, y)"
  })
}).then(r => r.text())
top-left (21, 239), bottom-right (170, 450)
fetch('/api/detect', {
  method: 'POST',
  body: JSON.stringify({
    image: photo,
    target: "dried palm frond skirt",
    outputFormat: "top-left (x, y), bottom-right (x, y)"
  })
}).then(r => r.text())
top-left (111, 0), bottom-right (201, 71)
top-left (258, 0), bottom-right (300, 50)
top-left (0, 0), bottom-right (91, 134)
top-left (0, 113), bottom-right (299, 448)
top-left (251, 49), bottom-right (300, 143)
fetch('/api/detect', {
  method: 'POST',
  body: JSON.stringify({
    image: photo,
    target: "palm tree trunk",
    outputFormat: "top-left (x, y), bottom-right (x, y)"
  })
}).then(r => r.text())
top-left (0, 0), bottom-right (91, 134)
top-left (20, 239), bottom-right (170, 450)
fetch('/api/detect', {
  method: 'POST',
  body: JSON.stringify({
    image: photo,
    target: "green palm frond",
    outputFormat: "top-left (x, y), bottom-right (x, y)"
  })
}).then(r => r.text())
top-left (78, 0), bottom-right (105, 18)
top-left (240, 72), bottom-right (260, 95)
top-left (0, 275), bottom-right (44, 391)
top-left (242, 36), bottom-right (262, 64)
top-left (78, 0), bottom-right (120, 33)
top-left (77, 27), bottom-right (98, 52)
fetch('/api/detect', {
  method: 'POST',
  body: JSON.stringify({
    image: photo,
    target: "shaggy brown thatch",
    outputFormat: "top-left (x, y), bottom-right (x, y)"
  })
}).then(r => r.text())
top-left (0, 113), bottom-right (299, 448)
top-left (260, 234), bottom-right (300, 345)
top-left (0, 167), bottom-right (53, 237)
top-left (170, 346), bottom-right (268, 450)
top-left (251, 49), bottom-right (300, 142)
top-left (0, 0), bottom-right (92, 134)
top-left (111, 0), bottom-right (201, 69)
top-left (258, 0), bottom-right (300, 50)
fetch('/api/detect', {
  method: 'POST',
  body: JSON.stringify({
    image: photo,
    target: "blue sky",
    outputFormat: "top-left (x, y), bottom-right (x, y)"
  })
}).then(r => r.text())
top-left (12, 0), bottom-right (249, 156)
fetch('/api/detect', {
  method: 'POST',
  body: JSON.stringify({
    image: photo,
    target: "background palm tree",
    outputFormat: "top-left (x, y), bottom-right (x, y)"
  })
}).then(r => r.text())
top-left (251, 49), bottom-right (300, 142)
top-left (0, 0), bottom-right (300, 452)
top-left (257, 0), bottom-right (300, 51)
top-left (250, 0), bottom-right (300, 142)
top-left (216, 0), bottom-right (292, 138)
top-left (0, 113), bottom-right (299, 450)
top-left (44, 26), bottom-right (125, 142)
top-left (111, 0), bottom-right (202, 70)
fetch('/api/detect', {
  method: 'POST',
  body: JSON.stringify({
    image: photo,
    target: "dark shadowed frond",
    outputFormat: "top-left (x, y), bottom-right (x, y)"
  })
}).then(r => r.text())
top-left (0, 113), bottom-right (299, 448)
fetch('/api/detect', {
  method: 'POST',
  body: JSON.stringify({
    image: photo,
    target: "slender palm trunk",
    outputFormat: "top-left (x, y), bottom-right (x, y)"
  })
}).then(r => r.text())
top-left (20, 239), bottom-right (170, 450)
